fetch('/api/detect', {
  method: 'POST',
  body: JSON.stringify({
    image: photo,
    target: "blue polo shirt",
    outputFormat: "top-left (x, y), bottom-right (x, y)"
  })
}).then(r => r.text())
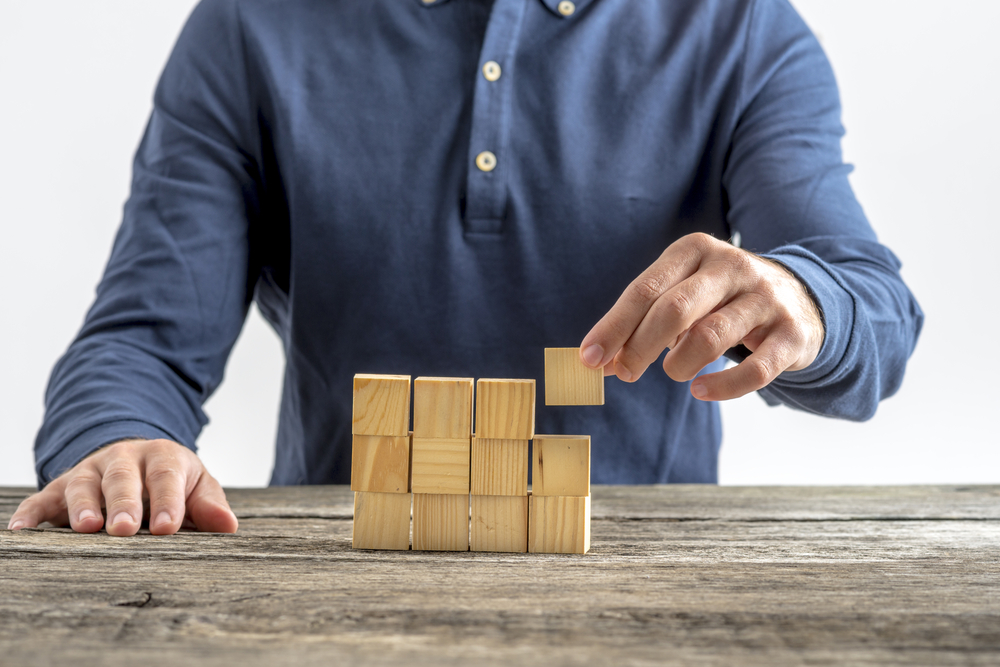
top-left (34, 0), bottom-right (923, 487)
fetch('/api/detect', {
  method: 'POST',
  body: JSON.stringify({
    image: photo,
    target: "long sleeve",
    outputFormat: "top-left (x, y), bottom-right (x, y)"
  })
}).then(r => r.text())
top-left (34, 0), bottom-right (261, 485)
top-left (723, 0), bottom-right (924, 420)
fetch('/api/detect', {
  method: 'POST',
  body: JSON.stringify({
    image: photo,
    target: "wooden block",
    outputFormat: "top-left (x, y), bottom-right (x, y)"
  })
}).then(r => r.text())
top-left (352, 374), bottom-right (411, 436)
top-left (413, 377), bottom-right (474, 439)
top-left (528, 495), bottom-right (591, 554)
top-left (411, 437), bottom-right (471, 494)
top-left (352, 491), bottom-right (411, 550)
top-left (532, 435), bottom-right (591, 497)
top-left (475, 379), bottom-right (535, 440)
top-left (350, 434), bottom-right (410, 493)
top-left (412, 493), bottom-right (470, 551)
top-left (544, 348), bottom-right (604, 406)
top-left (470, 437), bottom-right (528, 496)
top-left (470, 495), bottom-right (528, 553)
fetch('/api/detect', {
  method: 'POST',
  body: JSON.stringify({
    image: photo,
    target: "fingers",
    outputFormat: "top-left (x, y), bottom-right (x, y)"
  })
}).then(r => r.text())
top-left (144, 445), bottom-right (190, 536)
top-left (185, 472), bottom-right (238, 534)
top-left (96, 445), bottom-right (145, 537)
top-left (690, 329), bottom-right (799, 401)
top-left (63, 464), bottom-right (107, 533)
top-left (8, 481), bottom-right (69, 530)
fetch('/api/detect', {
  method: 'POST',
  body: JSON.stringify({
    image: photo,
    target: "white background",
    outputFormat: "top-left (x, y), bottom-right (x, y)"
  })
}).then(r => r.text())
top-left (1, 1), bottom-right (997, 488)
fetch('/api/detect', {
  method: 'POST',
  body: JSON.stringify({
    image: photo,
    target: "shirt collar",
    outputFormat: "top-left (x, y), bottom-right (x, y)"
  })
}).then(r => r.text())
top-left (415, 0), bottom-right (593, 19)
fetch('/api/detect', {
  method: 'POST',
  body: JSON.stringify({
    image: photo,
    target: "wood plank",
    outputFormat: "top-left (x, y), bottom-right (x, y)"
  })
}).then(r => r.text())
top-left (543, 347), bottom-right (604, 405)
top-left (412, 377), bottom-right (474, 439)
top-left (352, 374), bottom-right (411, 436)
top-left (475, 379), bottom-right (535, 440)
top-left (351, 491), bottom-right (410, 550)
top-left (470, 495), bottom-right (528, 553)
top-left (532, 435), bottom-right (590, 497)
top-left (350, 434), bottom-right (410, 493)
top-left (411, 437), bottom-right (470, 495)
top-left (470, 437), bottom-right (528, 496)
top-left (412, 493), bottom-right (469, 551)
top-left (528, 494), bottom-right (590, 554)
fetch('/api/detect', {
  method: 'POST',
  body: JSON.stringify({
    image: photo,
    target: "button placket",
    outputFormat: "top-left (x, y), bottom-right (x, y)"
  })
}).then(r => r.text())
top-left (463, 0), bottom-right (528, 236)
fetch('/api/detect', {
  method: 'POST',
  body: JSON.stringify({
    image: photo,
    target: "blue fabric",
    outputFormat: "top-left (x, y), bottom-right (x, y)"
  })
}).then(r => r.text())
top-left (34, 0), bottom-right (923, 487)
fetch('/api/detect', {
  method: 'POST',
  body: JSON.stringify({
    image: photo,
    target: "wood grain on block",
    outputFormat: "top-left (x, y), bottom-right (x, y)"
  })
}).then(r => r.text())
top-left (544, 348), bottom-right (604, 406)
top-left (528, 494), bottom-right (591, 554)
top-left (413, 377), bottom-right (474, 439)
top-left (471, 437), bottom-right (528, 496)
top-left (475, 379), bottom-right (535, 440)
top-left (350, 434), bottom-right (411, 493)
top-left (352, 374), bottom-right (411, 436)
top-left (471, 495), bottom-right (528, 553)
top-left (411, 437), bottom-right (471, 494)
top-left (352, 491), bottom-right (411, 550)
top-left (412, 493), bottom-right (470, 552)
top-left (532, 435), bottom-right (591, 497)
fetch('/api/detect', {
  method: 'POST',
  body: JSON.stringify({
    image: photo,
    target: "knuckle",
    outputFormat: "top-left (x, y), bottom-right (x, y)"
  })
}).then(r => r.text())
top-left (689, 318), bottom-right (729, 354)
top-left (662, 290), bottom-right (694, 322)
top-left (745, 357), bottom-right (776, 387)
top-left (629, 274), bottom-right (666, 304)
top-left (146, 465), bottom-right (184, 489)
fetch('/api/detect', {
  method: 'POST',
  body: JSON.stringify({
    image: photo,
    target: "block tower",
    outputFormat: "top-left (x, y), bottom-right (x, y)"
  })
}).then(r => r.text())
top-left (351, 374), bottom-right (412, 550)
top-left (470, 379), bottom-right (535, 552)
top-left (410, 377), bottom-right (475, 551)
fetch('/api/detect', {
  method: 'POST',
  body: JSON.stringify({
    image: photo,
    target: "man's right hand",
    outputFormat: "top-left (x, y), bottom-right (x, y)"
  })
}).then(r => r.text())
top-left (7, 439), bottom-right (238, 536)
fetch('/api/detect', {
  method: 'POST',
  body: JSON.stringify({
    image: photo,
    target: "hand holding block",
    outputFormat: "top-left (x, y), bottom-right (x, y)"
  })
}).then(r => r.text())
top-left (476, 379), bottom-right (535, 440)
top-left (471, 437), bottom-right (528, 496)
top-left (411, 437), bottom-right (471, 494)
top-left (544, 348), bottom-right (604, 406)
top-left (528, 495), bottom-right (591, 554)
top-left (471, 495), bottom-right (528, 553)
top-left (353, 491), bottom-right (411, 550)
top-left (532, 435), bottom-right (590, 497)
top-left (351, 434), bottom-right (411, 493)
top-left (413, 377), bottom-right (474, 439)
top-left (412, 494), bottom-right (470, 551)
top-left (353, 374), bottom-right (411, 436)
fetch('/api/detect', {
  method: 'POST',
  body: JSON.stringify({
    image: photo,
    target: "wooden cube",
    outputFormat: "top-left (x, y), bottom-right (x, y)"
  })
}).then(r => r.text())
top-left (470, 437), bottom-right (528, 496)
top-left (528, 495), bottom-right (591, 554)
top-left (544, 348), bottom-right (604, 406)
top-left (411, 437), bottom-right (471, 494)
top-left (475, 379), bottom-right (535, 440)
top-left (350, 434), bottom-right (410, 494)
top-left (532, 435), bottom-right (591, 497)
top-left (412, 493), bottom-right (470, 551)
top-left (352, 491), bottom-right (411, 550)
top-left (352, 374), bottom-right (411, 436)
top-left (471, 495), bottom-right (528, 553)
top-left (413, 377), bottom-right (474, 439)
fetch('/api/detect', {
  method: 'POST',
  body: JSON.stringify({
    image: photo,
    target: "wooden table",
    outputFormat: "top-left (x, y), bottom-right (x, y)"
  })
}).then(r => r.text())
top-left (2, 485), bottom-right (998, 666)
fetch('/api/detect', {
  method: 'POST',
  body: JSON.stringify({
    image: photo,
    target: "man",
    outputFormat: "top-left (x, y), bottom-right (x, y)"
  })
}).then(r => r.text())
top-left (9, 0), bottom-right (923, 536)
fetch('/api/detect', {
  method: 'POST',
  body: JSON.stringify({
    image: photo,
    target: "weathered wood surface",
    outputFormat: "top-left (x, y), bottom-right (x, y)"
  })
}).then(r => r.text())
top-left (1, 485), bottom-right (999, 666)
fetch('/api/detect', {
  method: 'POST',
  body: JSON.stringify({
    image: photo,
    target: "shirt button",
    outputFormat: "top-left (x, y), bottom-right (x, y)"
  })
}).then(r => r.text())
top-left (557, 0), bottom-right (575, 16)
top-left (482, 61), bottom-right (502, 82)
top-left (475, 151), bottom-right (497, 172)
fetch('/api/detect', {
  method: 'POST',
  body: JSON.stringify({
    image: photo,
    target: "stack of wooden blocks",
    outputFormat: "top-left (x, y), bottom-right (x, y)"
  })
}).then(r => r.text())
top-left (351, 348), bottom-right (602, 554)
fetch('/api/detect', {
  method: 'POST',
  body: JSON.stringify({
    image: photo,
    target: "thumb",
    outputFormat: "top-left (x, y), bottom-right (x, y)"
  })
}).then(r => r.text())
top-left (185, 472), bottom-right (239, 533)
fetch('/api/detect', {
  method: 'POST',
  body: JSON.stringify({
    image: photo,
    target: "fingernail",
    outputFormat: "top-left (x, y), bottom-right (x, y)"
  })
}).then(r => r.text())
top-left (111, 512), bottom-right (133, 527)
top-left (154, 511), bottom-right (172, 529)
top-left (581, 344), bottom-right (604, 368)
top-left (692, 382), bottom-right (708, 399)
top-left (616, 360), bottom-right (633, 382)
top-left (9, 520), bottom-right (24, 530)
top-left (78, 509), bottom-right (98, 523)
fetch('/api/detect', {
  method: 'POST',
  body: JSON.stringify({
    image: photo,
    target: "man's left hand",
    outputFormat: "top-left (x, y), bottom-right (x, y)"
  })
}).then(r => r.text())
top-left (579, 233), bottom-right (825, 401)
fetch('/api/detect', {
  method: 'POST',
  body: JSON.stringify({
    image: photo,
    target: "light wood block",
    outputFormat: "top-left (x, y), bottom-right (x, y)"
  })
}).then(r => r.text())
top-left (475, 379), bottom-right (535, 440)
top-left (412, 493), bottom-right (470, 551)
top-left (352, 374), bottom-right (411, 436)
top-left (544, 348), bottom-right (604, 406)
top-left (413, 377), bottom-right (474, 439)
top-left (528, 495), bottom-right (591, 554)
top-left (471, 495), bottom-right (528, 553)
top-left (532, 435), bottom-right (591, 497)
top-left (350, 434), bottom-right (410, 494)
top-left (411, 437), bottom-right (471, 494)
top-left (470, 437), bottom-right (528, 496)
top-left (352, 491), bottom-right (411, 550)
